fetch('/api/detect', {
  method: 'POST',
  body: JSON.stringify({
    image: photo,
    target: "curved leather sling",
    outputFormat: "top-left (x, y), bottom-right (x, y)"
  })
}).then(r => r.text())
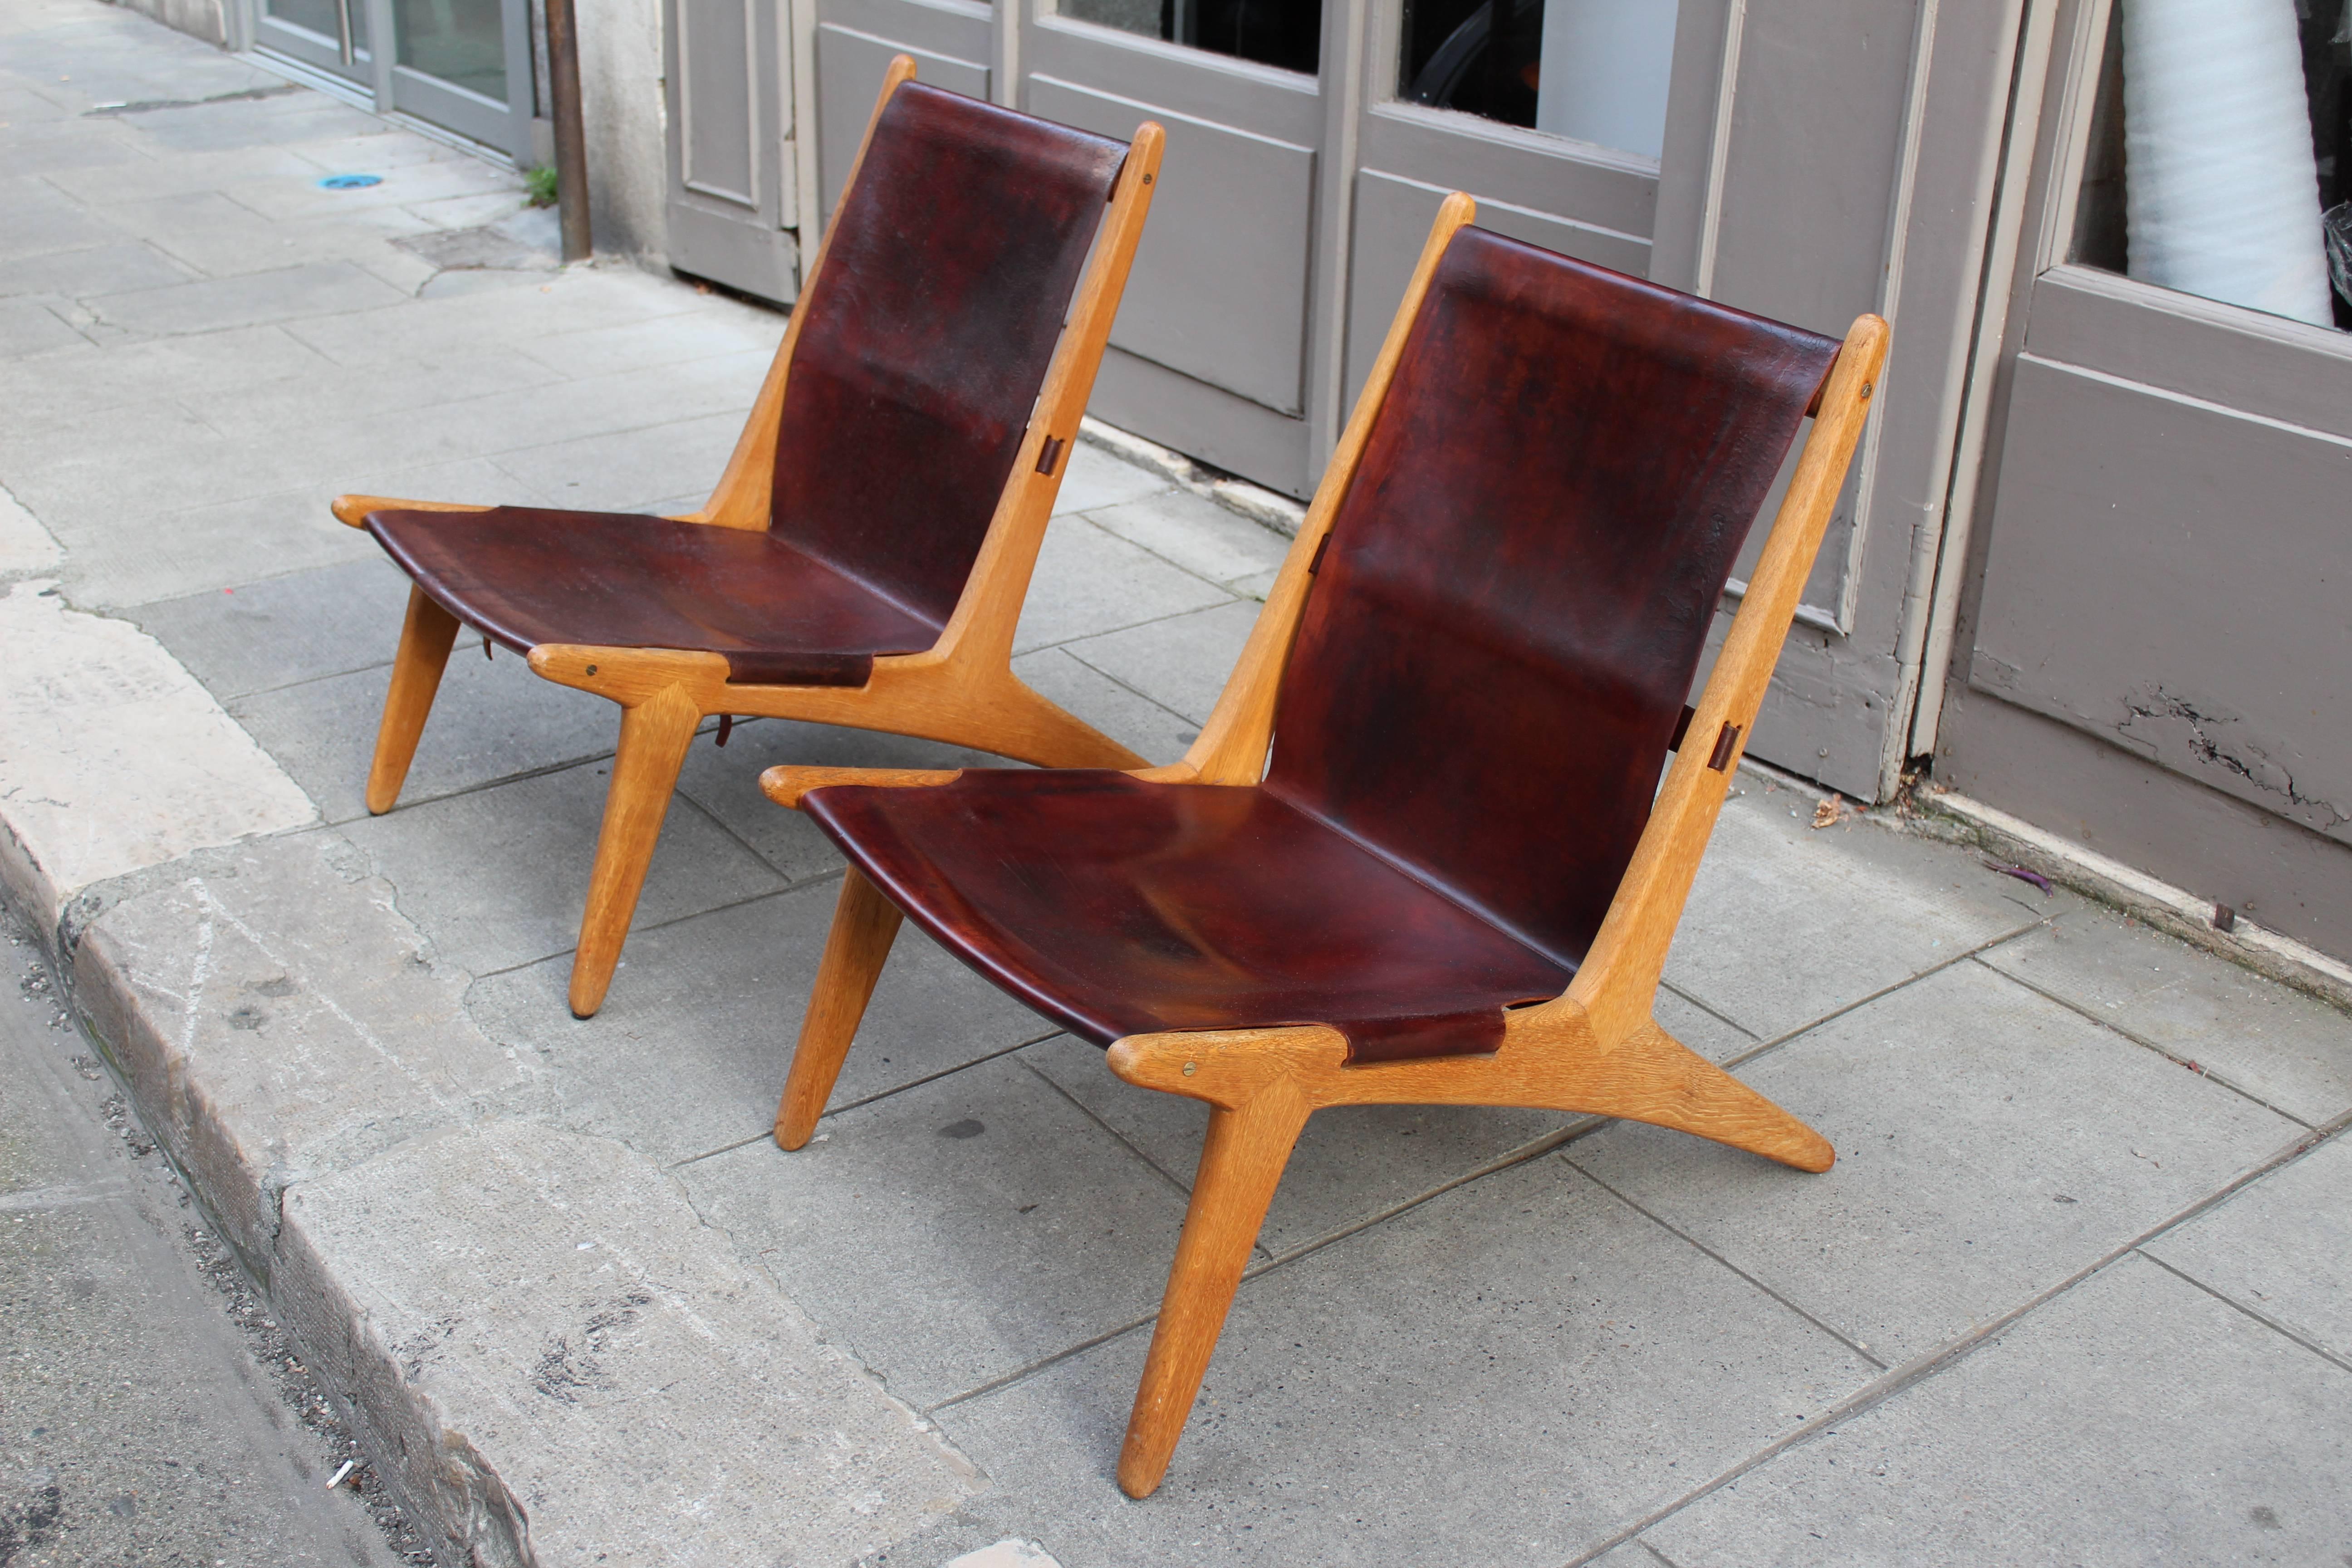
top-left (329, 62), bottom-right (1164, 1017)
top-left (764, 197), bottom-right (1888, 1495)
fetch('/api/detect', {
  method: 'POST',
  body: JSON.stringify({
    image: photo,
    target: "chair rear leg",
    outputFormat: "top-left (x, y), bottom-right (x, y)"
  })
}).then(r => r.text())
top-left (774, 867), bottom-right (903, 1150)
top-left (568, 686), bottom-right (701, 1018)
top-left (1118, 1090), bottom-right (1309, 1499)
top-left (367, 586), bottom-right (461, 814)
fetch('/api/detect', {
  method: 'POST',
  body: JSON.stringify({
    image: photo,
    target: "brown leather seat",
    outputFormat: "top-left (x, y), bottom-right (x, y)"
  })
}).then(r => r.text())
top-left (807, 767), bottom-right (1573, 1061)
top-left (363, 81), bottom-right (1126, 686)
top-left (366, 506), bottom-right (938, 688)
top-left (769, 196), bottom-right (1886, 1499)
top-left (802, 226), bottom-right (1842, 1063)
top-left (333, 61), bottom-right (1166, 1019)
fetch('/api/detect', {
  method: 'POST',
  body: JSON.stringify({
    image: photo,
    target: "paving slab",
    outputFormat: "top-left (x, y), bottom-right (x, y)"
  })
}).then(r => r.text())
top-left (228, 638), bottom-right (621, 825)
top-left (126, 92), bottom-right (385, 153)
top-left (2143, 1127), bottom-right (2352, 1365)
top-left (485, 408), bottom-right (746, 514)
top-left (283, 267), bottom-right (710, 367)
top-left (1058, 597), bottom-right (1263, 726)
top-left (86, 259), bottom-right (413, 336)
top-left (68, 826), bottom-right (537, 1267)
top-left (0, 7), bottom-right (273, 108)
top-left (1007, 647), bottom-right (1199, 765)
top-left (678, 1053), bottom-right (1194, 1409)
top-left (1077, 486), bottom-right (1292, 587)
top-left (0, 480), bottom-right (64, 573)
top-left (1570, 959), bottom-right (2298, 1367)
top-left (0, 579), bottom-right (314, 926)
top-left (0, 174), bottom-right (128, 261)
top-left (1054, 441), bottom-right (1177, 514)
top-left (0, 294), bottom-right (89, 355)
top-left (1640, 1252), bottom-right (2352, 1567)
top-left (49, 470), bottom-right (432, 608)
top-left (277, 1118), bottom-right (982, 1568)
top-left (672, 715), bottom-right (1000, 885)
top-left (1660, 789), bottom-right (2061, 1042)
top-left (0, 318), bottom-right (325, 427)
top-left (464, 885), bottom-right (1057, 1166)
top-left (338, 757), bottom-right (787, 978)
top-left (928, 1155), bottom-right (1874, 1568)
top-left (0, 237), bottom-right (195, 297)
top-left (1012, 514), bottom-right (1236, 655)
top-left (1980, 906), bottom-right (2352, 1125)
top-left (127, 555), bottom-right (415, 701)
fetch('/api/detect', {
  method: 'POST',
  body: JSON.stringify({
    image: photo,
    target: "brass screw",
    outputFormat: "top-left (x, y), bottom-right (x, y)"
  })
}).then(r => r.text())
top-left (1182, 1061), bottom-right (1196, 1076)
top-left (585, 664), bottom-right (598, 675)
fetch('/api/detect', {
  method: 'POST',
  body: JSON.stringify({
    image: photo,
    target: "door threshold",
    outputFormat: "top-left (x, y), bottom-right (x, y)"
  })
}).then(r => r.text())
top-left (238, 48), bottom-right (517, 170)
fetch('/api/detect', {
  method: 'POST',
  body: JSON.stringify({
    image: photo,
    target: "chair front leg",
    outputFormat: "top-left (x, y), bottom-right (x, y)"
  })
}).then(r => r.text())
top-left (1119, 1085), bottom-right (1310, 1499)
top-left (775, 866), bottom-right (903, 1149)
top-left (367, 586), bottom-right (461, 814)
top-left (568, 684), bottom-right (702, 1018)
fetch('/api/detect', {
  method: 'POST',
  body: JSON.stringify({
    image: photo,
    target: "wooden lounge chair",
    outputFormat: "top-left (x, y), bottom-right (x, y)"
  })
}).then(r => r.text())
top-left (760, 195), bottom-right (1888, 1497)
top-left (329, 59), bottom-right (1164, 1016)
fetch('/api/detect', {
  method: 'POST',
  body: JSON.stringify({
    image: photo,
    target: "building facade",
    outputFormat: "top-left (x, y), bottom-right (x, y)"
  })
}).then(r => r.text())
top-left (190, 0), bottom-right (2352, 960)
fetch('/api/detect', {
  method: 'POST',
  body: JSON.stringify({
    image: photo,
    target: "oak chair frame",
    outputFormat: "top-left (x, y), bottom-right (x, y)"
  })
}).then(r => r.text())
top-left (329, 57), bottom-right (1167, 1017)
top-left (760, 194), bottom-right (1891, 1498)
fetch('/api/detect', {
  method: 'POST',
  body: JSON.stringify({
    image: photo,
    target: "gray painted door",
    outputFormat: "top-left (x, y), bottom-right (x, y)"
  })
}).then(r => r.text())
top-left (811, 0), bottom-right (994, 221)
top-left (664, 0), bottom-right (799, 299)
top-left (1935, 0), bottom-right (2352, 952)
top-left (247, 0), bottom-right (536, 162)
top-left (1018, 2), bottom-right (1329, 495)
top-left (1644, 0), bottom-right (2027, 804)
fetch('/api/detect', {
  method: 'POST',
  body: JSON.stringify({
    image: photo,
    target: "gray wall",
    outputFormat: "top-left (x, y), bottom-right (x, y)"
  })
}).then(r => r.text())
top-left (578, 0), bottom-right (671, 262)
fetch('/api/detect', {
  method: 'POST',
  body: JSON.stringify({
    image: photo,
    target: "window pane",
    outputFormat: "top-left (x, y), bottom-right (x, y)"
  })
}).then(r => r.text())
top-left (1056, 0), bottom-right (1322, 76)
top-left (395, 0), bottom-right (509, 103)
top-left (1399, 0), bottom-right (1675, 159)
top-left (269, 0), bottom-right (369, 53)
top-left (2073, 0), bottom-right (2349, 331)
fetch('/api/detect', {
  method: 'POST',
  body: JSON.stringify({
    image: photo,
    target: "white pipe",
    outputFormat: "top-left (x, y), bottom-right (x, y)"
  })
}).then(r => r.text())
top-left (2122, 0), bottom-right (2331, 326)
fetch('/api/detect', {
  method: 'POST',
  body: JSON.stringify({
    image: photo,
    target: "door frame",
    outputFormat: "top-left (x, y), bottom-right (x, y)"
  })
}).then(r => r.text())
top-left (240, 0), bottom-right (539, 163)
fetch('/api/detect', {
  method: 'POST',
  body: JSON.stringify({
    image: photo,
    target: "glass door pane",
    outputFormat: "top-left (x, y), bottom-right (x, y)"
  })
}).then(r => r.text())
top-left (394, 0), bottom-right (509, 102)
top-left (1056, 0), bottom-right (1321, 75)
top-left (270, 0), bottom-right (370, 50)
top-left (1399, 0), bottom-right (1675, 159)
top-left (2070, 0), bottom-right (2349, 331)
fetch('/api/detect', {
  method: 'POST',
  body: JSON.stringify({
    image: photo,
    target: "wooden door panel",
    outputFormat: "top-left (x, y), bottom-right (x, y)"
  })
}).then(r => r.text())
top-left (1971, 353), bottom-right (2352, 843)
top-left (1343, 168), bottom-right (1650, 408)
top-left (815, 21), bottom-right (991, 217)
top-left (679, 0), bottom-right (758, 204)
top-left (1029, 74), bottom-right (1314, 414)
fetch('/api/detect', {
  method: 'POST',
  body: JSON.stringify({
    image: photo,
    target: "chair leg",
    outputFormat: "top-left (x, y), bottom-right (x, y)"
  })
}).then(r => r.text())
top-left (366, 586), bottom-right (461, 815)
top-left (1118, 1090), bottom-right (1309, 1499)
top-left (774, 867), bottom-right (903, 1150)
top-left (567, 686), bottom-right (701, 1019)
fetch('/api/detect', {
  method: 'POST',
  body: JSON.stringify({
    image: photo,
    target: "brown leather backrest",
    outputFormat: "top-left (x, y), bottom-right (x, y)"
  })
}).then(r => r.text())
top-left (1266, 227), bottom-right (1842, 969)
top-left (771, 83), bottom-right (1128, 627)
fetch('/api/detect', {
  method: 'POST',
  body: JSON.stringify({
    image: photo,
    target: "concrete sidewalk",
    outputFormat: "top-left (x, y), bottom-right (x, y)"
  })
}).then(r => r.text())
top-left (3, 4), bottom-right (2349, 1563)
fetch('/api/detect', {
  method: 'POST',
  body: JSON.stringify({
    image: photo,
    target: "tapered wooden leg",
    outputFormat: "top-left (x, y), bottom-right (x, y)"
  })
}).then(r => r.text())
top-left (567, 685), bottom-right (701, 1019)
top-left (366, 586), bottom-right (461, 815)
top-left (1583, 1024), bottom-right (1836, 1174)
top-left (1118, 1088), bottom-right (1309, 1499)
top-left (774, 867), bottom-right (904, 1150)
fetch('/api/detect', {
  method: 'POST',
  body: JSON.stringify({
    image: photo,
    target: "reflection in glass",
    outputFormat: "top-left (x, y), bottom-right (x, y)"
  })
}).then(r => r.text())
top-left (2073, 0), bottom-right (2348, 330)
top-left (1399, 0), bottom-right (1675, 159)
top-left (1058, 0), bottom-right (1321, 76)
top-left (269, 0), bottom-right (369, 54)
top-left (395, 0), bottom-right (509, 102)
